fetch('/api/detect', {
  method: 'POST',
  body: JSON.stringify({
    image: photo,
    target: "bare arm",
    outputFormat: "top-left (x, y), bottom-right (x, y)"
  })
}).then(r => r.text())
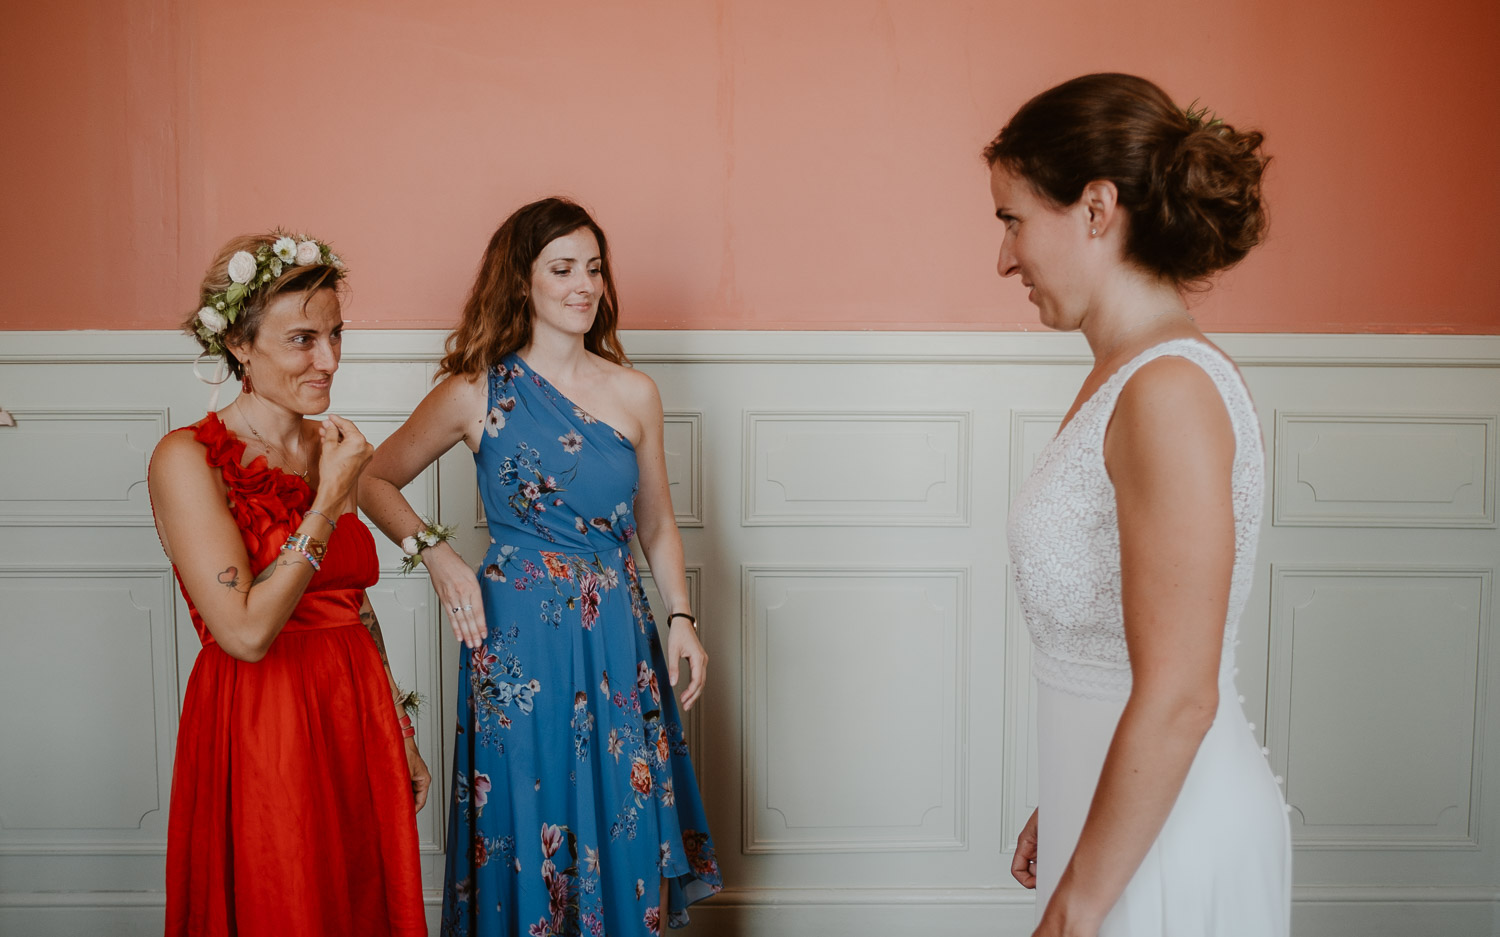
top-left (358, 371), bottom-right (490, 648)
top-left (623, 371), bottom-right (707, 710)
top-left (1037, 358), bottom-right (1235, 936)
top-left (150, 416), bottom-right (370, 662)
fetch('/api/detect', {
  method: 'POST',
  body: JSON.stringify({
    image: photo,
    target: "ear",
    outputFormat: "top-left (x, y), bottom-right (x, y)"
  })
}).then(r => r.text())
top-left (1079, 180), bottom-right (1121, 238)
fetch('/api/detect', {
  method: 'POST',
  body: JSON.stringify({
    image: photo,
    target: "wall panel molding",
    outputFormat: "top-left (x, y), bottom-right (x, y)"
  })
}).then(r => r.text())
top-left (741, 565), bottom-right (970, 853)
top-left (0, 409), bottom-right (167, 527)
top-left (1274, 412), bottom-right (1496, 527)
top-left (1267, 566), bottom-right (1492, 849)
top-left (0, 567), bottom-right (178, 855)
top-left (743, 411), bottom-right (971, 526)
top-left (4, 329), bottom-right (1499, 935)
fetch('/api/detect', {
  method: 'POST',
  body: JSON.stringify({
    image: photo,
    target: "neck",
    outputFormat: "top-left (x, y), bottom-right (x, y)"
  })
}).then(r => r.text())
top-left (1078, 267), bottom-right (1192, 361)
top-left (235, 394), bottom-right (305, 453)
top-left (519, 324), bottom-right (590, 381)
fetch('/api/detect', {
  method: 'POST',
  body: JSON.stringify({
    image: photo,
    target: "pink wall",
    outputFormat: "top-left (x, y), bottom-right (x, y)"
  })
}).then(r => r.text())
top-left (3, 0), bottom-right (1497, 334)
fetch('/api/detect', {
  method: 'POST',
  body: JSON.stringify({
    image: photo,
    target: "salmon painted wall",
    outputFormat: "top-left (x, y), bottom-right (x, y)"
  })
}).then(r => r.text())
top-left (2, 0), bottom-right (1497, 334)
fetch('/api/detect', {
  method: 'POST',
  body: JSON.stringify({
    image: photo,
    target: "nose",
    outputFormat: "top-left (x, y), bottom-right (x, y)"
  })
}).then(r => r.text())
top-left (997, 240), bottom-right (1020, 279)
top-left (314, 338), bottom-right (339, 374)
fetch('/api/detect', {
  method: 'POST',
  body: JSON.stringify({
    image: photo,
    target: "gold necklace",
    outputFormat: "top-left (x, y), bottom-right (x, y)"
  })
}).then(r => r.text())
top-left (238, 401), bottom-right (310, 480)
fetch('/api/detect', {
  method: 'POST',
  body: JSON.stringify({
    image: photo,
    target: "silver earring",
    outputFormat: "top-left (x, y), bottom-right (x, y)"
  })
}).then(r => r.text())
top-left (1090, 228), bottom-right (1098, 237)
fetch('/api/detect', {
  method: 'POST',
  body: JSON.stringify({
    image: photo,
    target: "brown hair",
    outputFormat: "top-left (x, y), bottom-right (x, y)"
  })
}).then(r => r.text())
top-left (437, 197), bottom-right (628, 380)
top-left (182, 234), bottom-right (342, 379)
top-left (984, 73), bottom-right (1269, 285)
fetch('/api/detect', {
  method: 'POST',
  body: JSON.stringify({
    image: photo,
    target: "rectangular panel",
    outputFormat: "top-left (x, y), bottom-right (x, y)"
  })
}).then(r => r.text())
top-left (1274, 413), bottom-right (1496, 527)
top-left (1267, 567), bottom-right (1490, 848)
top-left (0, 569), bottom-right (177, 852)
top-left (367, 575), bottom-right (445, 852)
top-left (0, 410), bottom-right (166, 526)
top-left (743, 412), bottom-right (970, 526)
top-left (743, 566), bottom-right (968, 852)
top-left (663, 411), bottom-right (703, 527)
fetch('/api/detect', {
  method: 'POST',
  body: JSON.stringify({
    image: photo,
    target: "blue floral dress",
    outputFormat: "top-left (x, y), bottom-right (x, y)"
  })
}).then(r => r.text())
top-left (442, 355), bottom-right (721, 937)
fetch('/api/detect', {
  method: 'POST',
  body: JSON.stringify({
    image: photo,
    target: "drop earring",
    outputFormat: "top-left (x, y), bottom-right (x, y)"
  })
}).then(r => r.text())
top-left (242, 364), bottom-right (254, 395)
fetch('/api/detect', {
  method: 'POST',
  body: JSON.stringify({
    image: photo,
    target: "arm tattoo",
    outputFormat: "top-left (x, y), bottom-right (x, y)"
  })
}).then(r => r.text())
top-left (360, 604), bottom-right (391, 669)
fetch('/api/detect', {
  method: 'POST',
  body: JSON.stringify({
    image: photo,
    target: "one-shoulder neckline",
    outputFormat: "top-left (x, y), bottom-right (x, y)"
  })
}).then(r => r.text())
top-left (505, 354), bottom-right (638, 452)
top-left (199, 410), bottom-right (317, 494)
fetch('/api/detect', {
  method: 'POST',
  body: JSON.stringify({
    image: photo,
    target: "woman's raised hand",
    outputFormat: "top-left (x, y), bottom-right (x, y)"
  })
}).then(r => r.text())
top-left (425, 541), bottom-right (488, 649)
top-left (315, 415), bottom-right (373, 510)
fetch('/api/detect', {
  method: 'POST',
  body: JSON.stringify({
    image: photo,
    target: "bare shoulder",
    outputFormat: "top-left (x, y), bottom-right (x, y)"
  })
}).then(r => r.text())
top-left (150, 426), bottom-right (211, 481)
top-left (594, 356), bottom-right (661, 411)
top-left (432, 370), bottom-right (488, 407)
top-left (1109, 356), bottom-right (1233, 465)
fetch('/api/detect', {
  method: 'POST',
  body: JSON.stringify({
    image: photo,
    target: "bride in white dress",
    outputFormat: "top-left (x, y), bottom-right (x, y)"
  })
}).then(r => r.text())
top-left (985, 74), bottom-right (1292, 937)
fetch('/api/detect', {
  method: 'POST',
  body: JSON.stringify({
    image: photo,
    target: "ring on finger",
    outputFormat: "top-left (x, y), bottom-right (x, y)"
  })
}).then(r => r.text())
top-left (462, 604), bottom-right (473, 611)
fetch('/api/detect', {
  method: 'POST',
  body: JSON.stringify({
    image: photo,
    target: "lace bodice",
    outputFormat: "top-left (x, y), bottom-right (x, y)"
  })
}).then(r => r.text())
top-left (1007, 339), bottom-right (1265, 701)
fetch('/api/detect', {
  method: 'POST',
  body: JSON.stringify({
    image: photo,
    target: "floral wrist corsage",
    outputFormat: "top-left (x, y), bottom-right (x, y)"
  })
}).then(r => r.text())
top-left (399, 518), bottom-right (457, 573)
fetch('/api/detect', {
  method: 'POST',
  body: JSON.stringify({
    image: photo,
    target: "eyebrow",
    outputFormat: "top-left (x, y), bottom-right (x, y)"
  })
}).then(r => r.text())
top-left (548, 256), bottom-right (603, 264)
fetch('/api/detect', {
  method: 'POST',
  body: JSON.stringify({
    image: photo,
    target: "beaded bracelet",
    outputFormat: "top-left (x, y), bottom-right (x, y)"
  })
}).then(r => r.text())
top-left (281, 532), bottom-right (326, 571)
top-left (303, 508), bottom-right (337, 530)
top-left (398, 713), bottom-right (415, 739)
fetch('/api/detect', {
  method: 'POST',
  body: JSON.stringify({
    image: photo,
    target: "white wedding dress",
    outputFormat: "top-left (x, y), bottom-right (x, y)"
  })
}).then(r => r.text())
top-left (1008, 339), bottom-right (1291, 936)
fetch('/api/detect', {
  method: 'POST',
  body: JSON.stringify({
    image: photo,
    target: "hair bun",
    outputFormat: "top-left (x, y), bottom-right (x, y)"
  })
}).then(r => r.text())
top-left (1142, 118), bottom-right (1270, 283)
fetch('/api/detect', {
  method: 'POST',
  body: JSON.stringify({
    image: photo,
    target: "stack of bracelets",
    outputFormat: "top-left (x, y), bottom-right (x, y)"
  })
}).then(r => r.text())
top-left (282, 532), bottom-right (327, 571)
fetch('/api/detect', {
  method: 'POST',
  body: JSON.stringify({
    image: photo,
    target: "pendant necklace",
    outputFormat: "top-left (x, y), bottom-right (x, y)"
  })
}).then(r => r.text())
top-left (238, 401), bottom-right (310, 481)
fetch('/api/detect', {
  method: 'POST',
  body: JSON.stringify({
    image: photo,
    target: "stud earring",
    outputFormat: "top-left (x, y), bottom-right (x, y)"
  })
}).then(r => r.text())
top-left (1090, 228), bottom-right (1098, 237)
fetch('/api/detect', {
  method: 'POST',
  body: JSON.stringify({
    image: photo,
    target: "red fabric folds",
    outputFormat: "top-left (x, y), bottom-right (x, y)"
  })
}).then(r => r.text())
top-left (163, 413), bottom-right (426, 936)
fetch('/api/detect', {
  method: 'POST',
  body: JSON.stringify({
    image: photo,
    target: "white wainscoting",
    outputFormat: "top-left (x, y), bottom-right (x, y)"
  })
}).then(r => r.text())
top-left (0, 329), bottom-right (1497, 937)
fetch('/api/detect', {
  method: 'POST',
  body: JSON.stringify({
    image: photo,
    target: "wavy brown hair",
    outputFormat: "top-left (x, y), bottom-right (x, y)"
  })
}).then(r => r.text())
top-left (437, 198), bottom-right (628, 379)
top-left (984, 73), bottom-right (1269, 286)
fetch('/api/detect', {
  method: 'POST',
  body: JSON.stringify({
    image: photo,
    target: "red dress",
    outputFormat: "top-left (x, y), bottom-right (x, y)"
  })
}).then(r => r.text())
top-left (163, 414), bottom-right (426, 936)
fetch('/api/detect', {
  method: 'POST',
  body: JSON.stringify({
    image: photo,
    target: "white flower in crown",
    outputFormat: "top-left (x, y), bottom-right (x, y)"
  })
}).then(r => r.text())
top-left (294, 240), bottom-right (320, 265)
top-left (329, 252), bottom-right (346, 271)
top-left (272, 236), bottom-right (297, 263)
top-left (197, 306), bottom-right (227, 334)
top-left (227, 250), bottom-right (256, 284)
top-left (269, 258), bottom-right (283, 278)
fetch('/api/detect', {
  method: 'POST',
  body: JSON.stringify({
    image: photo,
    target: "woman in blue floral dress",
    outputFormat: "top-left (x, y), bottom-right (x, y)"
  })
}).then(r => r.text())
top-left (361, 198), bottom-right (721, 936)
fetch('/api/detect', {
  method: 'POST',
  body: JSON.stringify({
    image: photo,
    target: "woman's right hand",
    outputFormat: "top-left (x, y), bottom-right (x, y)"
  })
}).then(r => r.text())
top-left (425, 541), bottom-right (488, 649)
top-left (1012, 808), bottom-right (1039, 888)
top-left (315, 414), bottom-right (374, 510)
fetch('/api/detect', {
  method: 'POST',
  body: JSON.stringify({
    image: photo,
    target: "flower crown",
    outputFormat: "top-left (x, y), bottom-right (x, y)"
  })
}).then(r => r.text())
top-left (194, 233), bottom-right (346, 357)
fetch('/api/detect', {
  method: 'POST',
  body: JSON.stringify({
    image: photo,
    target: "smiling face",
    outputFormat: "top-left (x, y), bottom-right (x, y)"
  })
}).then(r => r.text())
top-left (989, 163), bottom-right (1094, 331)
top-left (230, 289), bottom-right (343, 415)
top-left (529, 227), bottom-right (603, 339)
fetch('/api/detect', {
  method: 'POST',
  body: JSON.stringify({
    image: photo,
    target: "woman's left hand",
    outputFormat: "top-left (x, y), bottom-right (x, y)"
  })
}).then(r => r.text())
top-left (405, 738), bottom-right (431, 812)
top-left (666, 618), bottom-right (708, 711)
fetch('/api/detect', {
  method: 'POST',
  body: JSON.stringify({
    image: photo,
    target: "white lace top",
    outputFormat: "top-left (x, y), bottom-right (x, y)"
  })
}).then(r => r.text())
top-left (1008, 339), bottom-right (1265, 701)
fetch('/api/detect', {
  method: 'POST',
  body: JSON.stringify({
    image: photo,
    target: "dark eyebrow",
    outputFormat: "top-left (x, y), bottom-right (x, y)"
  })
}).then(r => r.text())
top-left (549, 256), bottom-right (603, 264)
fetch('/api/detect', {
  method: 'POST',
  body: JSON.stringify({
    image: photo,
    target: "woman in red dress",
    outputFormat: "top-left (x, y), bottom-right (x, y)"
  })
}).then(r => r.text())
top-left (149, 233), bottom-right (429, 936)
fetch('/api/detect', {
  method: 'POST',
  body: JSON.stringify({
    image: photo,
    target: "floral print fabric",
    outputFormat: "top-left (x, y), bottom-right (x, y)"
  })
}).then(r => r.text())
top-left (442, 356), bottom-right (721, 936)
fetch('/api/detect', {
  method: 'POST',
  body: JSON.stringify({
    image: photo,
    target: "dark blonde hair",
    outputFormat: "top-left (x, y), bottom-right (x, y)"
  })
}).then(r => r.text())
top-left (437, 197), bottom-right (628, 380)
top-left (182, 234), bottom-right (342, 379)
top-left (984, 73), bottom-right (1269, 285)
